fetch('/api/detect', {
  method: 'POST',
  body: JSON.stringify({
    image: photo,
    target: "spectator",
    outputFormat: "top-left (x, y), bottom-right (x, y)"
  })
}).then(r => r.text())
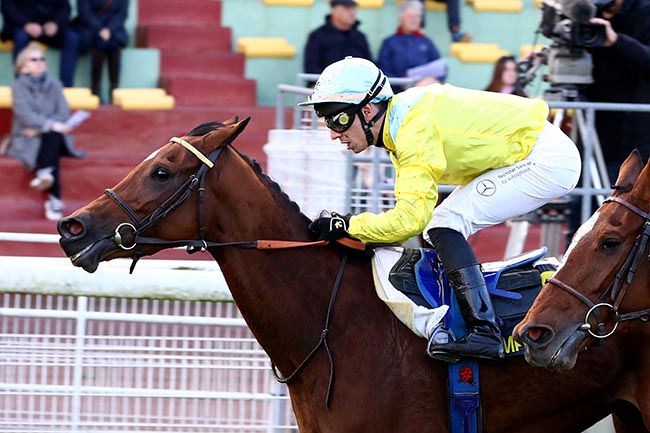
top-left (72, 0), bottom-right (129, 103)
top-left (377, 0), bottom-right (445, 90)
top-left (567, 0), bottom-right (650, 242)
top-left (0, 0), bottom-right (79, 87)
top-left (6, 43), bottom-right (85, 221)
top-left (303, 0), bottom-right (372, 76)
top-left (418, 0), bottom-right (471, 43)
top-left (587, 0), bottom-right (650, 176)
top-left (484, 55), bottom-right (527, 96)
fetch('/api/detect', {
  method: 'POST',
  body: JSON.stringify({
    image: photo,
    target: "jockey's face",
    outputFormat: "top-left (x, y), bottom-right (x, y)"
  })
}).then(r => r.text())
top-left (327, 103), bottom-right (379, 154)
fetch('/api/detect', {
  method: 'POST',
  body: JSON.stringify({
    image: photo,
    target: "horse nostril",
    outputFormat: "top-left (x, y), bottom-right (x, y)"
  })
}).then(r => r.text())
top-left (522, 325), bottom-right (554, 348)
top-left (58, 217), bottom-right (85, 238)
top-left (527, 327), bottom-right (544, 342)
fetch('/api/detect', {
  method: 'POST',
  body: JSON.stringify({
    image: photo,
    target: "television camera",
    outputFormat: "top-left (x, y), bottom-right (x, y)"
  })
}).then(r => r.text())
top-left (517, 0), bottom-right (613, 100)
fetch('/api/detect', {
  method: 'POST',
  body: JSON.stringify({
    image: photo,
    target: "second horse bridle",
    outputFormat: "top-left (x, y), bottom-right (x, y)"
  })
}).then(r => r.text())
top-left (547, 196), bottom-right (650, 339)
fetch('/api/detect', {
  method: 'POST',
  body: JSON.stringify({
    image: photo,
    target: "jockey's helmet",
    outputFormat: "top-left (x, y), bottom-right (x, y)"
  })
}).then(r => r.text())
top-left (299, 57), bottom-right (393, 117)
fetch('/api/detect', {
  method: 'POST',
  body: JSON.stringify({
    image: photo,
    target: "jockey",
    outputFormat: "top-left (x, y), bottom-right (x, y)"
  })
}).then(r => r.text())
top-left (299, 57), bottom-right (581, 363)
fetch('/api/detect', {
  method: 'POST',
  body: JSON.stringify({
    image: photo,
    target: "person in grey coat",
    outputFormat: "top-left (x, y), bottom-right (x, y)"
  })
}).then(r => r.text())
top-left (7, 43), bottom-right (85, 221)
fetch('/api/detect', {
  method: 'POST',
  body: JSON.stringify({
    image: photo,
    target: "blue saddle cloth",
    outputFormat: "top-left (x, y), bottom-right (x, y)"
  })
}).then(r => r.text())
top-left (397, 246), bottom-right (555, 433)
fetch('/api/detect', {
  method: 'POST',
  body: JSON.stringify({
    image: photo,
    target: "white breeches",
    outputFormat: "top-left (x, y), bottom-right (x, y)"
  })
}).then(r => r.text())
top-left (423, 121), bottom-right (581, 241)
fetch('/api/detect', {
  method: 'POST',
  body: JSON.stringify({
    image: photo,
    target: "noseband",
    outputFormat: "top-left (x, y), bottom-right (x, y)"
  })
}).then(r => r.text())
top-left (548, 196), bottom-right (650, 339)
top-left (104, 137), bottom-right (225, 272)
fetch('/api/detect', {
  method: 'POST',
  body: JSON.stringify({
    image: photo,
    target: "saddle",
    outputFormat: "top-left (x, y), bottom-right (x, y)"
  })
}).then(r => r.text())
top-left (387, 246), bottom-right (557, 356)
top-left (383, 246), bottom-right (558, 433)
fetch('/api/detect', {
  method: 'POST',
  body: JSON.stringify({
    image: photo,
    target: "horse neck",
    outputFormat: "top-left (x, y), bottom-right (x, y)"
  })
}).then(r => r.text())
top-left (205, 150), bottom-right (352, 365)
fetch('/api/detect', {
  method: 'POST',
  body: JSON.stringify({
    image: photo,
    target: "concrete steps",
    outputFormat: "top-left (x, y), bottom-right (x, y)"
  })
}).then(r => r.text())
top-left (137, 0), bottom-right (222, 25)
top-left (144, 24), bottom-right (232, 52)
top-left (160, 50), bottom-right (245, 78)
top-left (165, 75), bottom-right (257, 106)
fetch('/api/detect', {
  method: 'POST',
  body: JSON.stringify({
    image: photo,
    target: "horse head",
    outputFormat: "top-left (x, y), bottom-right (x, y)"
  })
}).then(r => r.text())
top-left (514, 149), bottom-right (650, 372)
top-left (57, 117), bottom-right (254, 273)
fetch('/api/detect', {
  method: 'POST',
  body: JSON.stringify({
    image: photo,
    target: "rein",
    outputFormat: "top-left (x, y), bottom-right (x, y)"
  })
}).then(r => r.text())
top-left (102, 136), bottom-right (364, 406)
top-left (548, 196), bottom-right (650, 339)
top-left (271, 254), bottom-right (348, 408)
top-left (103, 140), bottom-right (362, 272)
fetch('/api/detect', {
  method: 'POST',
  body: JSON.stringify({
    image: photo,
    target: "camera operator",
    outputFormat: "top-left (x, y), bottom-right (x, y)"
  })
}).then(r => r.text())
top-left (586, 0), bottom-right (650, 171)
top-left (566, 0), bottom-right (650, 242)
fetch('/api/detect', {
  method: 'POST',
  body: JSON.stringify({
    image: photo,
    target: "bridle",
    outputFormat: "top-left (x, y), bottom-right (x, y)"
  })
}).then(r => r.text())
top-left (99, 136), bottom-right (359, 405)
top-left (547, 196), bottom-right (650, 339)
top-left (103, 137), bottom-right (338, 273)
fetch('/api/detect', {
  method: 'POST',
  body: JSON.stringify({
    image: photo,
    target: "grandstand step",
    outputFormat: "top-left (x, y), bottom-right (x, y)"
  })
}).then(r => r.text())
top-left (143, 24), bottom-right (232, 52)
top-left (160, 50), bottom-right (245, 78)
top-left (137, 0), bottom-right (222, 25)
top-left (165, 76), bottom-right (256, 107)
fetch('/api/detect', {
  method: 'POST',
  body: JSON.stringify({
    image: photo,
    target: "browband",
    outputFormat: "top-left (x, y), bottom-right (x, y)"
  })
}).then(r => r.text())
top-left (170, 137), bottom-right (214, 168)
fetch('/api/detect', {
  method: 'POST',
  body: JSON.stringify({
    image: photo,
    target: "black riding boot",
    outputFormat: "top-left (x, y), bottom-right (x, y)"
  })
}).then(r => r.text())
top-left (90, 49), bottom-right (104, 99)
top-left (426, 228), bottom-right (504, 362)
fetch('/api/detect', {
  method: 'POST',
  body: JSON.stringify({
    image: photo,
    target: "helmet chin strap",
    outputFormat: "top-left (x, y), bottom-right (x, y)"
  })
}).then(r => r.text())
top-left (359, 104), bottom-right (387, 147)
top-left (356, 71), bottom-right (388, 147)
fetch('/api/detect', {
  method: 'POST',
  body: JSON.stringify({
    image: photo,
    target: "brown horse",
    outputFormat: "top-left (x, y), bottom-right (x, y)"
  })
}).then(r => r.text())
top-left (58, 118), bottom-right (631, 432)
top-left (514, 150), bottom-right (650, 432)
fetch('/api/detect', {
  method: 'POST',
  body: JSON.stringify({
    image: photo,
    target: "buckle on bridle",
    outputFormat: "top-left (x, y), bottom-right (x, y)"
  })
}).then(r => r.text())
top-left (114, 222), bottom-right (137, 250)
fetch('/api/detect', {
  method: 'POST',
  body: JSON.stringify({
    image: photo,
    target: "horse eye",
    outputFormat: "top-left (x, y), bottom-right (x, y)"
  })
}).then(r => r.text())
top-left (600, 238), bottom-right (620, 252)
top-left (151, 167), bottom-right (171, 182)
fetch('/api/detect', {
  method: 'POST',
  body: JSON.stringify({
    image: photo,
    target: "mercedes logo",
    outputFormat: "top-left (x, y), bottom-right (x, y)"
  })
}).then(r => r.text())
top-left (476, 179), bottom-right (496, 197)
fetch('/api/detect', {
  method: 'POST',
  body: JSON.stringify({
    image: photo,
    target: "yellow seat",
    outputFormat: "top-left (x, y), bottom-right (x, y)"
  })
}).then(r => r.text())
top-left (520, 44), bottom-right (545, 59)
top-left (0, 86), bottom-right (11, 108)
top-left (472, 0), bottom-right (523, 11)
top-left (112, 88), bottom-right (174, 110)
top-left (237, 37), bottom-right (296, 58)
top-left (63, 87), bottom-right (100, 110)
top-left (262, 0), bottom-right (313, 4)
top-left (450, 42), bottom-right (501, 58)
top-left (356, 0), bottom-right (384, 7)
top-left (0, 40), bottom-right (13, 51)
top-left (458, 49), bottom-right (510, 62)
top-left (112, 88), bottom-right (166, 105)
top-left (424, 0), bottom-right (447, 11)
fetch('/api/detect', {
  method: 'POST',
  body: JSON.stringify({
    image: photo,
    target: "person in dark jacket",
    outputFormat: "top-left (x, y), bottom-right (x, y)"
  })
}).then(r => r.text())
top-left (0, 0), bottom-right (79, 87)
top-left (7, 43), bottom-right (85, 220)
top-left (587, 0), bottom-right (650, 171)
top-left (377, 0), bottom-right (444, 89)
top-left (567, 0), bottom-right (650, 242)
top-left (72, 0), bottom-right (129, 103)
top-left (303, 0), bottom-right (372, 77)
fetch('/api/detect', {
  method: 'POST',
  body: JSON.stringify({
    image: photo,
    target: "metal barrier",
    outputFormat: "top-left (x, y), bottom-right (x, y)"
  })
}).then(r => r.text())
top-left (0, 237), bottom-right (298, 433)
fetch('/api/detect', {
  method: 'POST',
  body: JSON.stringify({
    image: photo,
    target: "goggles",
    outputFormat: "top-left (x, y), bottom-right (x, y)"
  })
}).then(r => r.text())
top-left (325, 108), bottom-right (357, 133)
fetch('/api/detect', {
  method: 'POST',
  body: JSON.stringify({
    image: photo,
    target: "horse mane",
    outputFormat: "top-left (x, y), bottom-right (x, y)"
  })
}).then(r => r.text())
top-left (234, 148), bottom-right (313, 225)
top-left (186, 121), bottom-right (312, 225)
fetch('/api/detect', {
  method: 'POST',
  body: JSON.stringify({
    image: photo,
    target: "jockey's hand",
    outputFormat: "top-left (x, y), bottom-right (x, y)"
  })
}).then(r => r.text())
top-left (309, 211), bottom-right (352, 241)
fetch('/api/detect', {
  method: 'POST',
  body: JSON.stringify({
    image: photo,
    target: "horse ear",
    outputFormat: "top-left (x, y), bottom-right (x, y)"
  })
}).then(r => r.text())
top-left (612, 150), bottom-right (643, 194)
top-left (223, 116), bottom-right (251, 145)
top-left (222, 116), bottom-right (240, 126)
top-left (629, 150), bottom-right (650, 203)
top-left (203, 117), bottom-right (251, 149)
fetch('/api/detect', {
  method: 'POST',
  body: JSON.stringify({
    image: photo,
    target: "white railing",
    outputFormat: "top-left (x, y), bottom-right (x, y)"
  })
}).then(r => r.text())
top-left (0, 235), bottom-right (298, 433)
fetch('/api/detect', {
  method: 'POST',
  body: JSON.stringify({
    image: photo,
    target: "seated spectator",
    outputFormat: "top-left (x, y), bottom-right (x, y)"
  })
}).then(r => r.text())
top-left (377, 0), bottom-right (445, 90)
top-left (418, 0), bottom-right (471, 43)
top-left (0, 0), bottom-right (79, 87)
top-left (6, 43), bottom-right (85, 221)
top-left (484, 55), bottom-right (527, 96)
top-left (72, 0), bottom-right (129, 103)
top-left (303, 0), bottom-right (372, 77)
